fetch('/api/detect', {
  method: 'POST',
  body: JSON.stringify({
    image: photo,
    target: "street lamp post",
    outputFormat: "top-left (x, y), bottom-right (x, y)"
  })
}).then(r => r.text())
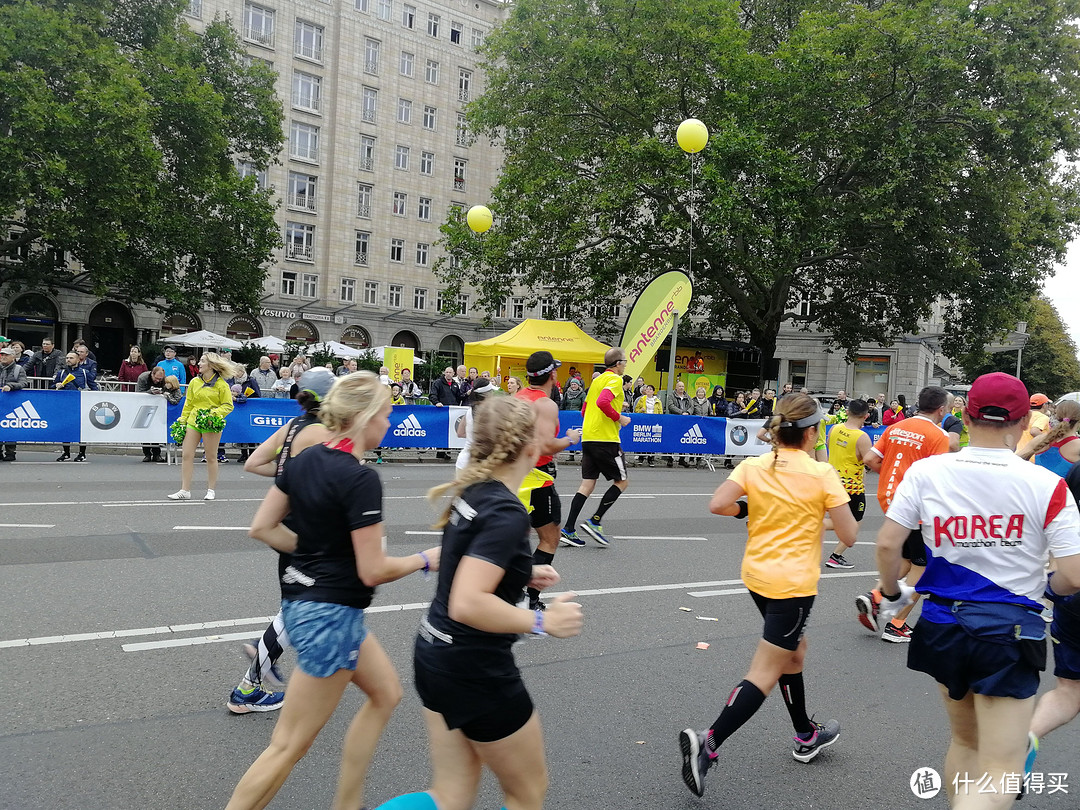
top-left (1015, 321), bottom-right (1028, 379)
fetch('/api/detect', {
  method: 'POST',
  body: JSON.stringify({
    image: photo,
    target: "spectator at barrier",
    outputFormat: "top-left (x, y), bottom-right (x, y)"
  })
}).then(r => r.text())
top-left (27, 337), bottom-right (63, 384)
top-left (337, 358), bottom-right (358, 377)
top-left (0, 345), bottom-right (28, 461)
top-left (690, 385), bottom-right (712, 469)
top-left (633, 376), bottom-right (646, 401)
top-left (135, 367), bottom-right (181, 462)
top-left (54, 351), bottom-right (97, 462)
top-left (378, 366), bottom-right (392, 386)
top-left (288, 353), bottom-right (310, 377)
top-left (634, 384), bottom-right (664, 467)
top-left (117, 346), bottom-right (148, 384)
top-left (730, 391), bottom-right (750, 418)
top-left (883, 398), bottom-right (906, 425)
top-left (229, 380), bottom-right (261, 463)
top-left (156, 345), bottom-right (186, 381)
top-left (429, 366), bottom-right (459, 407)
top-left (71, 338), bottom-right (96, 362)
top-left (389, 383), bottom-right (405, 405)
top-left (505, 376), bottom-right (523, 395)
top-left (183, 354), bottom-right (199, 383)
top-left (562, 377), bottom-right (586, 412)
top-left (7, 341), bottom-right (28, 368)
top-left (666, 380), bottom-right (693, 468)
top-left (268, 353), bottom-right (281, 373)
top-left (743, 388), bottom-right (764, 417)
top-left (759, 388), bottom-right (776, 418)
top-left (708, 385), bottom-right (730, 418)
top-left (896, 393), bottom-right (911, 417)
top-left (622, 375), bottom-right (635, 413)
top-left (778, 382), bottom-right (794, 400)
top-left (269, 367), bottom-right (293, 398)
top-left (866, 398), bottom-right (881, 427)
top-left (249, 356), bottom-right (278, 393)
top-left (74, 344), bottom-right (97, 383)
top-left (399, 367), bottom-right (422, 402)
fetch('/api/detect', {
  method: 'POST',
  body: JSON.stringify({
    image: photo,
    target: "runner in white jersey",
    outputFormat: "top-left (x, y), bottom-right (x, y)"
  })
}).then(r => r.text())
top-left (875, 373), bottom-right (1080, 809)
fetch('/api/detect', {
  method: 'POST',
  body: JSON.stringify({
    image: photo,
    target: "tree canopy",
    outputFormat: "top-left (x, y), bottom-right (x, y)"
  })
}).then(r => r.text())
top-left (440, 0), bottom-right (1080, 374)
top-left (0, 0), bottom-right (283, 313)
top-left (964, 296), bottom-right (1080, 398)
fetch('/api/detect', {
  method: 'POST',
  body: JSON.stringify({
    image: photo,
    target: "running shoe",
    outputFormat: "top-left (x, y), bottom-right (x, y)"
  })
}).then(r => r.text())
top-left (1022, 731), bottom-right (1039, 797)
top-left (559, 529), bottom-right (585, 548)
top-left (242, 641), bottom-right (286, 689)
top-left (167, 490), bottom-right (191, 501)
top-left (528, 595), bottom-right (546, 612)
top-left (579, 519), bottom-right (610, 546)
top-left (826, 553), bottom-right (854, 569)
top-left (227, 685), bottom-right (285, 714)
top-left (792, 718), bottom-right (840, 763)
top-left (678, 728), bottom-right (713, 797)
top-left (856, 590), bottom-right (881, 632)
top-left (881, 621), bottom-right (913, 643)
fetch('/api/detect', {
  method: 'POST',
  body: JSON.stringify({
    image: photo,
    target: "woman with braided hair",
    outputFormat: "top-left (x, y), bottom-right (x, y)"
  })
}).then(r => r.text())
top-left (679, 392), bottom-right (857, 798)
top-left (1018, 399), bottom-right (1080, 477)
top-left (225, 371), bottom-right (441, 810)
top-left (375, 396), bottom-right (584, 810)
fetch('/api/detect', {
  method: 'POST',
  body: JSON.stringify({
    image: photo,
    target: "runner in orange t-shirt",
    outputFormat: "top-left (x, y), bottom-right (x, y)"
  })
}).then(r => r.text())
top-left (856, 386), bottom-right (952, 641)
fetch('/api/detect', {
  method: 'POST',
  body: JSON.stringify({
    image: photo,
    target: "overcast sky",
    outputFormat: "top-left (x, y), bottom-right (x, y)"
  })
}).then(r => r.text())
top-left (1043, 239), bottom-right (1080, 351)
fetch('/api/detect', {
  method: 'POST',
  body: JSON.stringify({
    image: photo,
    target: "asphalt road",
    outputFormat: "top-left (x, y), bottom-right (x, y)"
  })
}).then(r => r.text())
top-left (1, 448), bottom-right (1078, 810)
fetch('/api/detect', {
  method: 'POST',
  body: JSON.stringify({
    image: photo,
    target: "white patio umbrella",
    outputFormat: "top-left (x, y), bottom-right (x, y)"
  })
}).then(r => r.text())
top-left (163, 329), bottom-right (243, 350)
top-left (311, 340), bottom-right (364, 359)
top-left (245, 335), bottom-right (287, 353)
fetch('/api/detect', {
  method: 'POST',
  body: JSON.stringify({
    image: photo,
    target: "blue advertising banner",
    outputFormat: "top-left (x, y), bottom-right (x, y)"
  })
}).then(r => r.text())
top-left (385, 406), bottom-right (451, 448)
top-left (621, 414), bottom-right (730, 454)
top-left (165, 398), bottom-right (304, 444)
top-left (0, 390), bottom-right (82, 442)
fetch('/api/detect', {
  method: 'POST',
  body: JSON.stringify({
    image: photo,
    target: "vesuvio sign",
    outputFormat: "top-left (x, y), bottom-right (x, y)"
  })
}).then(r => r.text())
top-left (620, 270), bottom-right (694, 380)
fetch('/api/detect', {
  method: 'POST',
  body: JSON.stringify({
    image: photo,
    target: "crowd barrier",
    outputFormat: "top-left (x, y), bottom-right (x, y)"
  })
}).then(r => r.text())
top-left (0, 391), bottom-right (888, 454)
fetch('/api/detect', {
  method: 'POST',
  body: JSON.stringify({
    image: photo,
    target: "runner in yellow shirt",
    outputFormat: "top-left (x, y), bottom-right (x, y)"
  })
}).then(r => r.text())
top-left (679, 393), bottom-right (857, 797)
top-left (824, 400), bottom-right (872, 569)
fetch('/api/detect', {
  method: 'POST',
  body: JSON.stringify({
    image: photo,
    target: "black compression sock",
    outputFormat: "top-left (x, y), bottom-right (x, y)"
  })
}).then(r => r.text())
top-left (708, 680), bottom-right (767, 751)
top-left (527, 549), bottom-right (555, 605)
top-left (591, 484), bottom-right (624, 523)
top-left (564, 492), bottom-right (588, 531)
top-left (778, 673), bottom-right (814, 736)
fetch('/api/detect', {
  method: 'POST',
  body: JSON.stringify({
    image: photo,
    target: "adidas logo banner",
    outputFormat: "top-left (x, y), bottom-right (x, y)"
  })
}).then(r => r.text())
top-left (386, 405), bottom-right (450, 449)
top-left (619, 415), bottom-right (726, 455)
top-left (0, 391), bottom-right (73, 441)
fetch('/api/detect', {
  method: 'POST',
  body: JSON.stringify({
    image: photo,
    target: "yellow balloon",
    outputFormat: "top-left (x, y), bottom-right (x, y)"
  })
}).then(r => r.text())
top-left (467, 204), bottom-right (493, 233)
top-left (676, 118), bottom-right (709, 154)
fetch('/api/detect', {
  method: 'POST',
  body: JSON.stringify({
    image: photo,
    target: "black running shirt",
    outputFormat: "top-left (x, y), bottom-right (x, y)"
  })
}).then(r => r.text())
top-left (276, 444), bottom-right (382, 609)
top-left (418, 480), bottom-right (532, 677)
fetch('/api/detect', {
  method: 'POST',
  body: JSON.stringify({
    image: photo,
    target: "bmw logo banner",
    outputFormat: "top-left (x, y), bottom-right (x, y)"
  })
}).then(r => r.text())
top-left (80, 392), bottom-right (168, 443)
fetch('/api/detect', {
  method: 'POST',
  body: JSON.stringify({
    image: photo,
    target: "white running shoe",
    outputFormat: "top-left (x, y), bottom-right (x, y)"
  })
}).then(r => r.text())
top-left (204, 489), bottom-right (216, 501)
top-left (167, 490), bottom-right (191, 500)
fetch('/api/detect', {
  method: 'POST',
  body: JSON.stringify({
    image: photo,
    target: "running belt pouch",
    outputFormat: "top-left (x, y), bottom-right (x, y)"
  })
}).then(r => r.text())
top-left (950, 601), bottom-right (1047, 670)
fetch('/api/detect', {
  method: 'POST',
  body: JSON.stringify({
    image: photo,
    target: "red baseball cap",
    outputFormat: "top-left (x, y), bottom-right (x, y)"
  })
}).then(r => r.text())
top-left (966, 372), bottom-right (1030, 422)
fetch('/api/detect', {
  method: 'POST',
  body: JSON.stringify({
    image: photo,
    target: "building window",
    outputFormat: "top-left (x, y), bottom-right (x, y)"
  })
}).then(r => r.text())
top-left (360, 134), bottom-right (375, 170)
top-left (285, 221), bottom-right (315, 261)
top-left (422, 105), bottom-right (438, 131)
top-left (455, 113), bottom-right (468, 146)
top-left (402, 3), bottom-right (415, 28)
top-left (397, 98), bottom-right (412, 124)
top-left (290, 121), bottom-right (320, 161)
top-left (511, 297), bottom-right (526, 320)
top-left (390, 238), bottom-right (404, 262)
top-left (287, 172), bottom-right (317, 211)
top-left (471, 27), bottom-right (484, 48)
top-left (185, 0), bottom-right (202, 19)
top-left (295, 20), bottom-right (323, 62)
top-left (365, 38), bottom-right (380, 74)
top-left (427, 13), bottom-right (440, 37)
top-left (436, 291), bottom-right (447, 313)
top-left (453, 158), bottom-right (467, 191)
top-left (364, 280), bottom-right (379, 305)
top-left (458, 293), bottom-right (470, 315)
top-left (789, 359), bottom-right (808, 389)
top-left (392, 191), bottom-right (408, 215)
top-left (237, 160), bottom-right (267, 189)
top-left (292, 71), bottom-right (321, 112)
top-left (362, 87), bottom-right (378, 123)
top-left (356, 183), bottom-right (372, 218)
top-left (589, 300), bottom-right (622, 320)
top-left (395, 145), bottom-right (410, 170)
top-left (417, 196), bottom-right (431, 221)
top-left (450, 21), bottom-right (463, 45)
top-left (244, 3), bottom-right (275, 47)
top-left (449, 202), bottom-right (464, 220)
top-left (388, 284), bottom-right (403, 308)
top-left (340, 277), bottom-right (356, 303)
top-left (355, 0), bottom-right (368, 11)
top-left (420, 151), bottom-right (434, 176)
top-left (416, 242), bottom-right (428, 266)
top-left (425, 59), bottom-right (439, 84)
top-left (413, 287), bottom-right (427, 310)
top-left (400, 50), bottom-right (414, 77)
top-left (281, 270), bottom-right (297, 296)
top-left (354, 231), bottom-right (370, 264)
top-left (377, 0), bottom-right (392, 21)
top-left (542, 300), bottom-right (571, 320)
top-left (301, 273), bottom-right (318, 299)
top-left (458, 69), bottom-right (472, 102)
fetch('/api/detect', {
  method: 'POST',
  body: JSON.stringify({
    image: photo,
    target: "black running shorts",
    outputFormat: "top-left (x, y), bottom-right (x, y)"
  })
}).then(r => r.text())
top-left (847, 493), bottom-right (866, 523)
top-left (581, 441), bottom-right (626, 482)
top-left (529, 484), bottom-right (562, 529)
top-left (901, 528), bottom-right (927, 567)
top-left (750, 591), bottom-right (815, 651)
top-left (414, 660), bottom-right (534, 742)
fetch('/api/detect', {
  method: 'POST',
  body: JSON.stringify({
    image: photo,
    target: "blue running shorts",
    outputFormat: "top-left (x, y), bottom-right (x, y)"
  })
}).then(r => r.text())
top-left (281, 599), bottom-right (368, 678)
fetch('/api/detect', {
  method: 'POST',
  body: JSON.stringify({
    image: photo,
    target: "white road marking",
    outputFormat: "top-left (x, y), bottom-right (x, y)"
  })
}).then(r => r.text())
top-left (0, 523), bottom-right (55, 528)
top-left (405, 531), bottom-right (709, 541)
top-left (173, 526), bottom-right (249, 531)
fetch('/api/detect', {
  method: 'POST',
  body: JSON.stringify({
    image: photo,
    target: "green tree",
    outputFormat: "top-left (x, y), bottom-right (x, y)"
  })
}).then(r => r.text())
top-left (440, 0), bottom-right (1080, 376)
top-left (0, 0), bottom-right (283, 313)
top-left (963, 297), bottom-right (1080, 398)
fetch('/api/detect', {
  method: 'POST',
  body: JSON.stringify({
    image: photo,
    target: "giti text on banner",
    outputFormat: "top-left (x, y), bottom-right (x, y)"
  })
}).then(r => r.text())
top-left (80, 392), bottom-right (168, 443)
top-left (619, 270), bottom-right (694, 380)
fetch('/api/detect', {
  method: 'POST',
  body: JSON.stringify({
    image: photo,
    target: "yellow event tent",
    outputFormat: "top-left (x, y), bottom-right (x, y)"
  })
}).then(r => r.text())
top-left (464, 319), bottom-right (612, 385)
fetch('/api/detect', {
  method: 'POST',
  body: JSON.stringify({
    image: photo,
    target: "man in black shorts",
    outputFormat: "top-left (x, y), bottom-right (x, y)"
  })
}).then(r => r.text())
top-left (561, 348), bottom-right (631, 547)
top-left (514, 351), bottom-right (581, 608)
